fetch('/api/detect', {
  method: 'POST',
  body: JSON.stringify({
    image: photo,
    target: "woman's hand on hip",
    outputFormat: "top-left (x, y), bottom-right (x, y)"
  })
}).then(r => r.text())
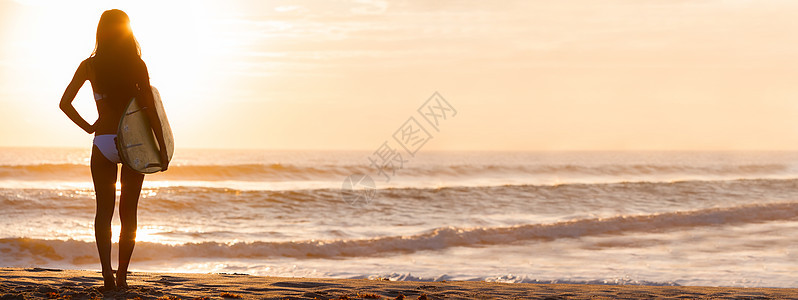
top-left (83, 122), bottom-right (96, 134)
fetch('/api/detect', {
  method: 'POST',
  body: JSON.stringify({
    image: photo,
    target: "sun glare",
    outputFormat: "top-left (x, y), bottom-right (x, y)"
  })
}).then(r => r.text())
top-left (112, 2), bottom-right (237, 117)
top-left (110, 224), bottom-right (180, 245)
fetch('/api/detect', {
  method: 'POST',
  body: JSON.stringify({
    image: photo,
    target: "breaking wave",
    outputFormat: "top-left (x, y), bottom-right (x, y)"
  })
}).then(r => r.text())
top-left (2, 201), bottom-right (796, 265)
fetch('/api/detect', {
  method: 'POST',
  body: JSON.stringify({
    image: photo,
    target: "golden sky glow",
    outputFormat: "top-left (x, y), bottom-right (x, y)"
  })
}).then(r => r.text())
top-left (2, 0), bottom-right (798, 150)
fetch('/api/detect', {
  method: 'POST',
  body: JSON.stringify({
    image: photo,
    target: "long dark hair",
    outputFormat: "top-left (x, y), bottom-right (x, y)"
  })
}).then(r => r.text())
top-left (91, 9), bottom-right (143, 95)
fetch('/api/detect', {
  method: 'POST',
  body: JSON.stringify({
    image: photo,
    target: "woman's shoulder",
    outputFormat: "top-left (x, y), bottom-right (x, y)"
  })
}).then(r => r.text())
top-left (79, 56), bottom-right (95, 69)
top-left (136, 57), bottom-right (147, 68)
top-left (135, 58), bottom-right (149, 79)
top-left (79, 56), bottom-right (96, 80)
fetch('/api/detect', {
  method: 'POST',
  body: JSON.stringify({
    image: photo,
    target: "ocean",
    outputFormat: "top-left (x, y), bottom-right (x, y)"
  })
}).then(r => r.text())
top-left (1, 148), bottom-right (797, 288)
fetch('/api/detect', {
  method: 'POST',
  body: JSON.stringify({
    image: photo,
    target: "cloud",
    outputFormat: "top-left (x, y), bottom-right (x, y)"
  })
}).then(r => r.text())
top-left (350, 0), bottom-right (389, 15)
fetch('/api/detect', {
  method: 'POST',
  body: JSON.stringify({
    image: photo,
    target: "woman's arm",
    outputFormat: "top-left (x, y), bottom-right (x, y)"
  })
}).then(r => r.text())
top-left (137, 61), bottom-right (169, 170)
top-left (59, 61), bottom-right (94, 134)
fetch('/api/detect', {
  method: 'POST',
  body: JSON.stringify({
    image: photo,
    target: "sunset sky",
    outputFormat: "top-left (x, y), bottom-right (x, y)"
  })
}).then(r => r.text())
top-left (2, 0), bottom-right (798, 150)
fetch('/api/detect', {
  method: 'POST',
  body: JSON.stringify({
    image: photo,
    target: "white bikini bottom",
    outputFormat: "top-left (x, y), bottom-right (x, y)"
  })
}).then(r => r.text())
top-left (93, 134), bottom-right (121, 164)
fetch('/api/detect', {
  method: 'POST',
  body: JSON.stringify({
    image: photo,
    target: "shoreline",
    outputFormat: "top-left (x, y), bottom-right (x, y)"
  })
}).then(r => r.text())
top-left (2, 268), bottom-right (797, 299)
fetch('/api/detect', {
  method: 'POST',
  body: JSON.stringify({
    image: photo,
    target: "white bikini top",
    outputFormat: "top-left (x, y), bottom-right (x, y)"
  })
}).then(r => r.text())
top-left (93, 92), bottom-right (107, 101)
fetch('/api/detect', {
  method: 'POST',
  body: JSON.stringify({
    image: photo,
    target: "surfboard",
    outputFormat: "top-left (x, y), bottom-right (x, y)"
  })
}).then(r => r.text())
top-left (116, 86), bottom-right (174, 174)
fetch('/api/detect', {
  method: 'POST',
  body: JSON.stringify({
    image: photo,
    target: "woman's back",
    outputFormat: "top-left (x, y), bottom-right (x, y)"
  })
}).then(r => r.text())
top-left (84, 55), bottom-right (147, 135)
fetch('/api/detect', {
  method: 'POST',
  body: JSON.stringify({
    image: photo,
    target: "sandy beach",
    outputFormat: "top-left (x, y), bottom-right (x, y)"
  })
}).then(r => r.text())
top-left (0, 268), bottom-right (796, 299)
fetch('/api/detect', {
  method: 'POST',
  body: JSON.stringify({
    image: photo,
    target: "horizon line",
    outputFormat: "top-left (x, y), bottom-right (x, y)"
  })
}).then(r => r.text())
top-left (3, 146), bottom-right (798, 153)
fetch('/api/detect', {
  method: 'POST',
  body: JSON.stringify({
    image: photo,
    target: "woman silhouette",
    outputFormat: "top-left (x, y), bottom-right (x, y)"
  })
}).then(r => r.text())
top-left (59, 9), bottom-right (168, 289)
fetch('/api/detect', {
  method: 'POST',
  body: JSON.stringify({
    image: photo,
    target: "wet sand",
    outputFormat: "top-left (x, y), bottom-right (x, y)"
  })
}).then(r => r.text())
top-left (1, 268), bottom-right (797, 299)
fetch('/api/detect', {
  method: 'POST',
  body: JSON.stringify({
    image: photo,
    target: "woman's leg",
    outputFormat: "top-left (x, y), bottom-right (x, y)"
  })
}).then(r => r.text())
top-left (117, 163), bottom-right (144, 288)
top-left (90, 145), bottom-right (118, 290)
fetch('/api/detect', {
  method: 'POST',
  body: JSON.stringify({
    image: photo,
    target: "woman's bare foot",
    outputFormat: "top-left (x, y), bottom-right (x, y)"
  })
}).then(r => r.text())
top-left (101, 269), bottom-right (116, 290)
top-left (116, 270), bottom-right (129, 289)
